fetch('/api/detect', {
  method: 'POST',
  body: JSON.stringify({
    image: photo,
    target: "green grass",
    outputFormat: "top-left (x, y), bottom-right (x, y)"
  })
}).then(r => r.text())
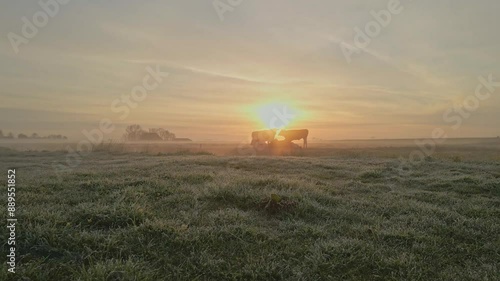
top-left (0, 148), bottom-right (499, 280)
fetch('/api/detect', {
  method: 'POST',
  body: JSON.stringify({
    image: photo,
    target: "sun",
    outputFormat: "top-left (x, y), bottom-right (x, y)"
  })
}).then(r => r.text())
top-left (252, 101), bottom-right (302, 130)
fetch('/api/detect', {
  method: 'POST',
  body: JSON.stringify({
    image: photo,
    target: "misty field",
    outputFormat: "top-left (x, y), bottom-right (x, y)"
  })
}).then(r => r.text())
top-left (0, 141), bottom-right (499, 280)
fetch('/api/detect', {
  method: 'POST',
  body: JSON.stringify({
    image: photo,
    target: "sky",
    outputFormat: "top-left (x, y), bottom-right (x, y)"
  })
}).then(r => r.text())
top-left (0, 0), bottom-right (499, 141)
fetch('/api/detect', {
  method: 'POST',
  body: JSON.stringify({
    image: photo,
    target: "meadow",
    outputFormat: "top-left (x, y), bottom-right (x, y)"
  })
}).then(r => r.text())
top-left (0, 138), bottom-right (499, 280)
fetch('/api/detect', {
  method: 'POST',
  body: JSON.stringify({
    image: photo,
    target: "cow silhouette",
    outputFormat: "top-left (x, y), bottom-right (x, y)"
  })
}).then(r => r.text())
top-left (251, 129), bottom-right (308, 148)
top-left (251, 129), bottom-right (277, 146)
top-left (278, 129), bottom-right (309, 148)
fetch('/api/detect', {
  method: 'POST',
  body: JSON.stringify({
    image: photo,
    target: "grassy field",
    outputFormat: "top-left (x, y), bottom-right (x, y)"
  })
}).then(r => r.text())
top-left (0, 140), bottom-right (499, 280)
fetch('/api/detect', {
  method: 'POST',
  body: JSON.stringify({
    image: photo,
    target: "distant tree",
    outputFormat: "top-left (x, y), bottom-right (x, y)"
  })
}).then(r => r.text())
top-left (18, 133), bottom-right (28, 139)
top-left (6, 132), bottom-right (14, 139)
top-left (124, 124), bottom-right (145, 141)
top-left (31, 133), bottom-right (39, 139)
top-left (155, 128), bottom-right (176, 141)
top-left (45, 134), bottom-right (68, 140)
top-left (124, 126), bottom-right (177, 141)
top-left (157, 129), bottom-right (167, 140)
top-left (0, 130), bottom-right (3, 138)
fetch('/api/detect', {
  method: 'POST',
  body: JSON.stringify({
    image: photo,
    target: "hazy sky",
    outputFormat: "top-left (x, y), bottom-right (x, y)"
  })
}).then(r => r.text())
top-left (1, 0), bottom-right (499, 140)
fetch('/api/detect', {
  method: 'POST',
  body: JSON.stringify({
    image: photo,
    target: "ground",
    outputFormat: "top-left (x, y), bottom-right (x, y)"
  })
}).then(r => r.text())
top-left (0, 139), bottom-right (499, 280)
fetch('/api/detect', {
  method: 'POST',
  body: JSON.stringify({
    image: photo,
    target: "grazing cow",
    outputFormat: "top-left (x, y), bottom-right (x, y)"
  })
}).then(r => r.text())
top-left (278, 129), bottom-right (309, 148)
top-left (251, 129), bottom-right (277, 147)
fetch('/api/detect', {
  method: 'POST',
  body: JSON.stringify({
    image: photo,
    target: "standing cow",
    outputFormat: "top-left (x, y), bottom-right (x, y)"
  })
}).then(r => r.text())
top-left (251, 129), bottom-right (309, 149)
top-left (250, 129), bottom-right (277, 148)
top-left (278, 129), bottom-right (309, 148)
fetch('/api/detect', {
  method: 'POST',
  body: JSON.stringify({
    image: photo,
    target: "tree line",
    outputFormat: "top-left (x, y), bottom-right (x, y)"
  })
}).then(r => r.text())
top-left (123, 124), bottom-right (177, 141)
top-left (0, 130), bottom-right (67, 140)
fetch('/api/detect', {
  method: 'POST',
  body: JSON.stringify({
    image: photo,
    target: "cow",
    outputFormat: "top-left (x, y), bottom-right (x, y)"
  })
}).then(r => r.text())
top-left (278, 129), bottom-right (309, 148)
top-left (251, 129), bottom-right (277, 147)
top-left (251, 129), bottom-right (309, 149)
